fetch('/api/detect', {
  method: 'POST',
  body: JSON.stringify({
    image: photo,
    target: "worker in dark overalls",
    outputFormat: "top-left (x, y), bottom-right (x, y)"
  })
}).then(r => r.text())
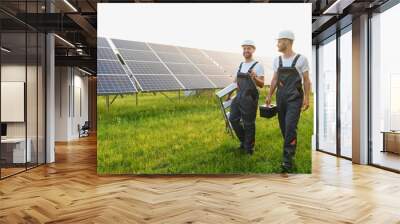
top-left (265, 31), bottom-right (311, 172)
top-left (228, 40), bottom-right (265, 155)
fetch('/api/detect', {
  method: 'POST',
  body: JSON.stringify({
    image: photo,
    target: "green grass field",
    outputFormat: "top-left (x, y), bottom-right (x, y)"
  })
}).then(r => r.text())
top-left (97, 89), bottom-right (313, 174)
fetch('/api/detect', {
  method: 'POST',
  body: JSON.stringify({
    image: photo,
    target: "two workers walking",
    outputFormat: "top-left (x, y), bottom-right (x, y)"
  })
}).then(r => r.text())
top-left (229, 30), bottom-right (311, 172)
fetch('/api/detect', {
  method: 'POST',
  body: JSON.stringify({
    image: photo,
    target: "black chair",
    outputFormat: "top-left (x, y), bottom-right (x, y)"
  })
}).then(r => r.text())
top-left (79, 121), bottom-right (90, 138)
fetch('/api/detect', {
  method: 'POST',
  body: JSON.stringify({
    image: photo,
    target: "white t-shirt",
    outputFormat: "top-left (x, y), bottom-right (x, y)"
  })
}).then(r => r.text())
top-left (272, 54), bottom-right (309, 77)
top-left (236, 60), bottom-right (264, 77)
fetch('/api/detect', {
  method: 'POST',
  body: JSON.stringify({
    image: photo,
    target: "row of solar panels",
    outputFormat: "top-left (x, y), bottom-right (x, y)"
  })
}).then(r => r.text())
top-left (97, 37), bottom-right (272, 95)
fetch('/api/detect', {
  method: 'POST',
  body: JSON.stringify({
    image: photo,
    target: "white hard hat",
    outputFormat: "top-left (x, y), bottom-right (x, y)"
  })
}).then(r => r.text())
top-left (277, 30), bottom-right (295, 40)
top-left (241, 40), bottom-right (256, 48)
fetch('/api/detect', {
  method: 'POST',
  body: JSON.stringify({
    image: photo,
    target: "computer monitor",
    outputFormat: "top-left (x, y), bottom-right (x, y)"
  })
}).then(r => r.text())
top-left (1, 123), bottom-right (7, 137)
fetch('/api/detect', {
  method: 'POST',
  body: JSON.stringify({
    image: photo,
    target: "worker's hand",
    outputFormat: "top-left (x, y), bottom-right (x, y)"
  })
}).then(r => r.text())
top-left (265, 95), bottom-right (272, 107)
top-left (250, 69), bottom-right (257, 79)
top-left (302, 97), bottom-right (310, 111)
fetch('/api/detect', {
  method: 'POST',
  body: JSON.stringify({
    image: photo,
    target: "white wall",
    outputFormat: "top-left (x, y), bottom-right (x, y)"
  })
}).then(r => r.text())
top-left (0, 65), bottom-right (36, 138)
top-left (55, 67), bottom-right (89, 141)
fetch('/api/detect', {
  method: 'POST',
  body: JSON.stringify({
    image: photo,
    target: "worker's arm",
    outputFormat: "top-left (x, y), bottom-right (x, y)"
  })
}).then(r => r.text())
top-left (265, 72), bottom-right (278, 106)
top-left (250, 72), bottom-right (264, 88)
top-left (249, 70), bottom-right (264, 88)
top-left (302, 71), bottom-right (311, 111)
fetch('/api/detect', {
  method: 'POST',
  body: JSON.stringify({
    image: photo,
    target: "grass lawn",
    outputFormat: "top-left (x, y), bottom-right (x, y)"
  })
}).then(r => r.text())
top-left (97, 89), bottom-right (313, 174)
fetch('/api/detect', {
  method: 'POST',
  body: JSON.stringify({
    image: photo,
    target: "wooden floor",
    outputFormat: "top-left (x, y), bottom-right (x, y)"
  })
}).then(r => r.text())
top-left (0, 135), bottom-right (400, 224)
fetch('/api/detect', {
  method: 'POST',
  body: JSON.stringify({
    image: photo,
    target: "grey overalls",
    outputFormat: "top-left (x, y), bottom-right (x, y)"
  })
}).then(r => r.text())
top-left (229, 61), bottom-right (259, 151)
top-left (276, 54), bottom-right (303, 169)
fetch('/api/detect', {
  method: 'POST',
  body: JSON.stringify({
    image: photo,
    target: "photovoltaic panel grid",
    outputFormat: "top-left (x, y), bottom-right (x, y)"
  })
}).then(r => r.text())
top-left (180, 47), bottom-right (232, 88)
top-left (112, 38), bottom-right (184, 92)
top-left (149, 43), bottom-right (215, 90)
top-left (97, 75), bottom-right (136, 94)
top-left (99, 38), bottom-right (272, 94)
top-left (204, 50), bottom-right (242, 77)
top-left (97, 37), bottom-right (137, 95)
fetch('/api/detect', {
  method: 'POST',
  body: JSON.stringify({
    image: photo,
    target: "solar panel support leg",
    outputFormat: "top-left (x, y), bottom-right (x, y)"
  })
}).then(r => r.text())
top-left (136, 93), bottom-right (138, 106)
top-left (106, 95), bottom-right (110, 111)
top-left (160, 92), bottom-right (175, 103)
top-left (110, 95), bottom-right (118, 105)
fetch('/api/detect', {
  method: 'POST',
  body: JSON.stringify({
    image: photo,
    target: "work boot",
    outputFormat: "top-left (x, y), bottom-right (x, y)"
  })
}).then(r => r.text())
top-left (281, 161), bottom-right (293, 173)
top-left (237, 142), bottom-right (245, 150)
top-left (246, 148), bottom-right (254, 155)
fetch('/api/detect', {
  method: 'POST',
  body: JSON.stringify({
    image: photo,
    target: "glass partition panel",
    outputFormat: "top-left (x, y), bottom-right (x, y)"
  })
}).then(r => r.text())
top-left (38, 32), bottom-right (45, 165)
top-left (339, 29), bottom-right (352, 158)
top-left (27, 31), bottom-right (38, 169)
top-left (317, 37), bottom-right (337, 154)
top-left (1, 31), bottom-right (27, 177)
top-left (371, 4), bottom-right (400, 171)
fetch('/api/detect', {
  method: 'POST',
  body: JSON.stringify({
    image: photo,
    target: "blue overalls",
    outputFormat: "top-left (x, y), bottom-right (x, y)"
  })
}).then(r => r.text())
top-left (229, 61), bottom-right (259, 152)
top-left (276, 54), bottom-right (303, 170)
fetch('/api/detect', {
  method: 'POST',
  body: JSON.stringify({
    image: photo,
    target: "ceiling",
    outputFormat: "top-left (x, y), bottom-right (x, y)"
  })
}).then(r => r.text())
top-left (0, 0), bottom-right (394, 73)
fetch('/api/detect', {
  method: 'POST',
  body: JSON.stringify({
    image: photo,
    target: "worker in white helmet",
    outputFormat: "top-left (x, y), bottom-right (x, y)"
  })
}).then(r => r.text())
top-left (265, 30), bottom-right (311, 172)
top-left (228, 40), bottom-right (265, 155)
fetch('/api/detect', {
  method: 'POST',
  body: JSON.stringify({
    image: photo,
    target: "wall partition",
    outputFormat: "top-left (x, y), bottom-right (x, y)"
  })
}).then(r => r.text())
top-left (370, 3), bottom-right (400, 172)
top-left (317, 35), bottom-right (337, 155)
top-left (339, 27), bottom-right (352, 159)
top-left (316, 23), bottom-right (353, 159)
top-left (0, 2), bottom-right (47, 179)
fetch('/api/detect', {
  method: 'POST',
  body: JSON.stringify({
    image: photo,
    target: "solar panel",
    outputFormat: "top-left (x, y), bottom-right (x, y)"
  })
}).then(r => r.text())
top-left (174, 75), bottom-right (215, 89)
top-left (97, 37), bottom-right (111, 48)
top-left (97, 47), bottom-right (118, 60)
top-left (157, 52), bottom-right (190, 63)
top-left (203, 50), bottom-right (244, 78)
top-left (196, 64), bottom-right (226, 76)
top-left (165, 63), bottom-right (201, 75)
top-left (207, 76), bottom-right (233, 88)
top-left (97, 37), bottom-right (138, 95)
top-left (119, 49), bottom-right (160, 62)
top-left (184, 53), bottom-right (212, 65)
top-left (97, 75), bottom-right (137, 94)
top-left (179, 47), bottom-right (201, 55)
top-left (149, 43), bottom-right (180, 53)
top-left (125, 61), bottom-right (170, 74)
top-left (205, 50), bottom-right (242, 63)
top-left (134, 75), bottom-right (182, 91)
top-left (97, 60), bottom-right (126, 75)
top-left (112, 39), bottom-right (150, 51)
top-left (102, 39), bottom-right (271, 92)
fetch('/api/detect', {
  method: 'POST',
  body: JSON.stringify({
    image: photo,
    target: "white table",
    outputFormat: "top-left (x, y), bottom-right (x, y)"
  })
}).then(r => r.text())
top-left (1, 138), bottom-right (31, 163)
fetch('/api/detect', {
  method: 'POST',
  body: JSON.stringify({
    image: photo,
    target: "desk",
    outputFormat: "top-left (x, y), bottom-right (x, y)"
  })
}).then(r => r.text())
top-left (1, 138), bottom-right (31, 163)
top-left (381, 131), bottom-right (400, 154)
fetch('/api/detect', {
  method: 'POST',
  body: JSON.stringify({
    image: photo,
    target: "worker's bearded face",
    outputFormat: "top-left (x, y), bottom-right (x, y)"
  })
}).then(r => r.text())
top-left (277, 39), bottom-right (293, 52)
top-left (242, 46), bottom-right (255, 59)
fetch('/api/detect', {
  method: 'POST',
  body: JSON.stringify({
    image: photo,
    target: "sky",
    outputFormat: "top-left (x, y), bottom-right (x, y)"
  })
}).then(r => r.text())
top-left (98, 3), bottom-right (312, 61)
